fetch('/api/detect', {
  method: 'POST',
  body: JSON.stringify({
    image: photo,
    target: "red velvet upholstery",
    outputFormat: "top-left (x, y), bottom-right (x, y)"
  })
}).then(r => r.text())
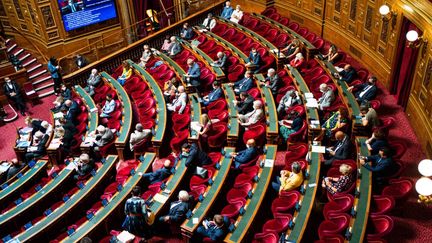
top-left (381, 178), bottom-right (413, 201)
top-left (287, 121), bottom-right (307, 143)
top-left (271, 190), bottom-right (301, 217)
top-left (388, 141), bottom-right (407, 159)
top-left (169, 130), bottom-right (189, 153)
top-left (323, 194), bottom-right (354, 219)
top-left (207, 99), bottom-right (227, 113)
top-left (221, 200), bottom-right (245, 219)
top-left (262, 214), bottom-right (293, 234)
top-left (279, 17), bottom-right (290, 26)
top-left (207, 123), bottom-right (228, 149)
top-left (288, 22), bottom-right (300, 32)
top-left (226, 184), bottom-right (252, 204)
top-left (318, 213), bottom-right (350, 239)
top-left (227, 65), bottom-right (246, 82)
top-left (248, 88), bottom-right (261, 99)
top-left (285, 143), bottom-right (308, 162)
top-left (243, 123), bottom-right (266, 147)
top-left (366, 215), bottom-right (394, 240)
top-left (253, 231), bottom-right (279, 243)
top-left (371, 195), bottom-right (395, 215)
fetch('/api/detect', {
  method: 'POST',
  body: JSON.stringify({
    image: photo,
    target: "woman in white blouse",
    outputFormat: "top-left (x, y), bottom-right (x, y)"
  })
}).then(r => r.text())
top-left (230, 5), bottom-right (243, 24)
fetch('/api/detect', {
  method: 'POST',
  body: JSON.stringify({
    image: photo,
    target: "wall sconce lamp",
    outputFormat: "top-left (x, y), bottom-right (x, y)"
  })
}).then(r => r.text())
top-left (416, 159), bottom-right (432, 204)
top-left (406, 30), bottom-right (429, 58)
top-left (379, 4), bottom-right (397, 30)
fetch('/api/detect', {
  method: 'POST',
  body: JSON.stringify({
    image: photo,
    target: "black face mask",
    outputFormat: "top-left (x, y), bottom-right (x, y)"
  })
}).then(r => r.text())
top-left (368, 82), bottom-right (374, 85)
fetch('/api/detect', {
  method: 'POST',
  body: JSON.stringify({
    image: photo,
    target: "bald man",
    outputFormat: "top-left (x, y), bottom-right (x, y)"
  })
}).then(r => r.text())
top-left (85, 68), bottom-right (101, 96)
top-left (324, 131), bottom-right (351, 166)
top-left (230, 139), bottom-right (258, 168)
top-left (140, 160), bottom-right (172, 185)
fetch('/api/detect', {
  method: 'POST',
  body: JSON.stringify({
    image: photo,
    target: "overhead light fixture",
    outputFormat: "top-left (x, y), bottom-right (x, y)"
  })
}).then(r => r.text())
top-left (379, 4), bottom-right (397, 30)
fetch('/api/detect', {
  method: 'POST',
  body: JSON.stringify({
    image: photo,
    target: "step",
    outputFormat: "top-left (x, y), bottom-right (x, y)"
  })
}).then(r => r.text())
top-left (29, 69), bottom-right (47, 79)
top-left (32, 73), bottom-right (52, 85)
top-left (11, 48), bottom-right (24, 57)
top-left (27, 63), bottom-right (42, 73)
top-left (38, 86), bottom-right (54, 98)
top-left (22, 58), bottom-right (37, 67)
top-left (5, 39), bottom-right (10, 45)
top-left (34, 80), bottom-right (53, 92)
top-left (7, 43), bottom-right (17, 53)
top-left (18, 53), bottom-right (31, 62)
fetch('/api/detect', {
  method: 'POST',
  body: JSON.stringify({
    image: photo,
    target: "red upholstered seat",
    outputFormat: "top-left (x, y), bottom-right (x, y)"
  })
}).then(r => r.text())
top-left (208, 123), bottom-right (228, 149)
top-left (221, 28), bottom-right (236, 40)
top-left (262, 7), bottom-right (276, 17)
top-left (262, 214), bottom-right (293, 234)
top-left (208, 110), bottom-right (228, 123)
top-left (212, 24), bottom-right (227, 35)
top-left (133, 138), bottom-right (150, 155)
top-left (279, 17), bottom-right (290, 26)
top-left (98, 139), bottom-right (116, 157)
top-left (366, 215), bottom-right (394, 240)
top-left (207, 99), bottom-right (227, 113)
top-left (264, 29), bottom-right (279, 43)
top-left (371, 195), bottom-right (395, 215)
top-left (256, 24), bottom-right (271, 36)
top-left (268, 12), bottom-right (281, 21)
top-left (357, 69), bottom-right (369, 82)
top-left (271, 190), bottom-right (301, 217)
top-left (388, 141), bottom-right (407, 159)
top-left (376, 116), bottom-right (395, 131)
top-left (221, 200), bottom-right (245, 219)
top-left (313, 38), bottom-right (325, 51)
top-left (287, 120), bottom-right (307, 143)
top-left (285, 143), bottom-right (308, 162)
top-left (243, 123), bottom-right (266, 147)
top-left (323, 194), bottom-right (354, 219)
top-left (247, 88), bottom-right (261, 99)
top-left (227, 65), bottom-right (246, 82)
top-left (288, 22), bottom-right (299, 32)
top-left (305, 32), bottom-right (317, 42)
top-left (314, 234), bottom-right (345, 243)
top-left (170, 130), bottom-right (189, 153)
top-left (195, 35), bottom-right (207, 44)
top-left (369, 100), bottom-right (381, 110)
top-left (274, 33), bottom-right (290, 48)
top-left (382, 178), bottom-right (413, 201)
top-left (200, 40), bottom-right (216, 52)
top-left (226, 183), bottom-right (252, 204)
top-left (318, 213), bottom-right (350, 239)
top-left (237, 155), bottom-right (260, 170)
top-left (253, 231), bottom-right (279, 243)
top-left (244, 18), bottom-right (259, 29)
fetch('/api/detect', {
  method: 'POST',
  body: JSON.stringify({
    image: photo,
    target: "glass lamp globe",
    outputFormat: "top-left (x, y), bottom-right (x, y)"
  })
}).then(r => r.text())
top-left (418, 159), bottom-right (432, 177)
top-left (379, 5), bottom-right (390, 15)
top-left (406, 30), bottom-right (419, 42)
top-left (415, 177), bottom-right (432, 196)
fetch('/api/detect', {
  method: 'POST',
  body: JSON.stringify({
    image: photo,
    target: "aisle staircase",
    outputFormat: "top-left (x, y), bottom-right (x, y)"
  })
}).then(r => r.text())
top-left (5, 39), bottom-right (54, 98)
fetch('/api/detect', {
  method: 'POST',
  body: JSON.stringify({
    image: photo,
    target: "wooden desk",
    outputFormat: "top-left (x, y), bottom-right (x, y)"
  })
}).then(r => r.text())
top-left (101, 72), bottom-right (133, 160)
top-left (254, 74), bottom-right (278, 144)
top-left (222, 83), bottom-right (239, 147)
top-left (188, 93), bottom-right (202, 142)
top-left (75, 85), bottom-right (99, 156)
top-left (181, 147), bottom-right (235, 239)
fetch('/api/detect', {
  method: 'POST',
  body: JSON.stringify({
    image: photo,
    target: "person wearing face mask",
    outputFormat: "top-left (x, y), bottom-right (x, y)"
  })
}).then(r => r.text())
top-left (3, 77), bottom-right (26, 115)
top-left (261, 68), bottom-right (281, 97)
top-left (220, 1), bottom-right (234, 19)
top-left (230, 139), bottom-right (258, 169)
top-left (25, 131), bottom-right (49, 162)
top-left (229, 71), bottom-right (254, 95)
top-left (317, 83), bottom-right (334, 110)
top-left (238, 100), bottom-right (264, 128)
top-left (277, 90), bottom-right (302, 117)
top-left (347, 76), bottom-right (378, 105)
top-left (245, 48), bottom-right (261, 70)
top-left (184, 58), bottom-right (201, 88)
top-left (85, 69), bottom-right (101, 96)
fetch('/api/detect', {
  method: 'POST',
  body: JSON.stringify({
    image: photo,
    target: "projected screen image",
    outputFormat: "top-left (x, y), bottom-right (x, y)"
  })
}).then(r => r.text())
top-left (58, 0), bottom-right (118, 32)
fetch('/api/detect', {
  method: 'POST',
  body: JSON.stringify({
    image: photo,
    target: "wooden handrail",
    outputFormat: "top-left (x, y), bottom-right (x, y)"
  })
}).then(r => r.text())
top-left (10, 26), bottom-right (48, 63)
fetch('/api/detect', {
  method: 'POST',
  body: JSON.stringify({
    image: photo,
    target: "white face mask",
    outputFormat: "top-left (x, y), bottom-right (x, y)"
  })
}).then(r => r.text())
top-left (246, 145), bottom-right (251, 149)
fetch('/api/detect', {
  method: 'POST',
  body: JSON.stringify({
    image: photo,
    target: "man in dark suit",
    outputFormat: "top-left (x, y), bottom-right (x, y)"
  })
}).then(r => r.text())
top-left (196, 214), bottom-right (226, 241)
top-left (180, 23), bottom-right (194, 40)
top-left (231, 139), bottom-right (258, 168)
top-left (202, 81), bottom-right (223, 106)
top-left (324, 131), bottom-right (351, 166)
top-left (168, 36), bottom-right (182, 57)
top-left (360, 147), bottom-right (396, 185)
top-left (0, 158), bottom-right (24, 184)
top-left (141, 160), bottom-right (172, 185)
top-left (234, 92), bottom-right (254, 115)
top-left (3, 77), bottom-right (26, 115)
top-left (245, 48), bottom-right (261, 71)
top-left (211, 52), bottom-right (228, 74)
top-left (63, 99), bottom-right (80, 123)
top-left (229, 71), bottom-right (254, 95)
top-left (181, 143), bottom-right (212, 167)
top-left (336, 64), bottom-right (357, 84)
top-left (262, 68), bottom-right (281, 97)
top-left (60, 84), bottom-right (72, 101)
top-left (75, 54), bottom-right (88, 69)
top-left (158, 190), bottom-right (190, 224)
top-left (184, 58), bottom-right (201, 88)
top-left (348, 76), bottom-right (378, 105)
top-left (25, 131), bottom-right (49, 162)
top-left (73, 153), bottom-right (95, 180)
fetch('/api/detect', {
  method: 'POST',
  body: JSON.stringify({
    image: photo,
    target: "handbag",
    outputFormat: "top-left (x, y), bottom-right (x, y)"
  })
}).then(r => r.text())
top-left (194, 166), bottom-right (208, 178)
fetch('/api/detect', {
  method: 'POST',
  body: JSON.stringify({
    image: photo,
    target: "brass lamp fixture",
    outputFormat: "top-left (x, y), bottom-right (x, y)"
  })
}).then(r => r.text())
top-left (379, 4), bottom-right (397, 30)
top-left (416, 159), bottom-right (432, 204)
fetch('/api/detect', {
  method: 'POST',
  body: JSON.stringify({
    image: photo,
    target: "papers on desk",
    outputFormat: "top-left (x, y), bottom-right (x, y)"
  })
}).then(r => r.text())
top-left (0, 162), bottom-right (11, 173)
top-left (116, 231), bottom-right (135, 243)
top-left (310, 120), bottom-right (320, 129)
top-left (190, 121), bottom-right (202, 134)
top-left (192, 217), bottom-right (199, 224)
top-left (16, 141), bottom-right (30, 148)
top-left (304, 92), bottom-right (314, 99)
top-left (191, 39), bottom-right (201, 47)
top-left (66, 159), bottom-right (78, 171)
top-left (90, 107), bottom-right (98, 113)
top-left (305, 98), bottom-right (318, 108)
top-left (335, 66), bottom-right (344, 72)
top-left (83, 136), bottom-right (95, 146)
top-left (28, 146), bottom-right (38, 152)
top-left (153, 193), bottom-right (168, 204)
top-left (53, 112), bottom-right (64, 119)
top-left (20, 127), bottom-right (33, 134)
top-left (264, 159), bottom-right (274, 168)
top-left (311, 145), bottom-right (326, 153)
top-left (48, 138), bottom-right (62, 149)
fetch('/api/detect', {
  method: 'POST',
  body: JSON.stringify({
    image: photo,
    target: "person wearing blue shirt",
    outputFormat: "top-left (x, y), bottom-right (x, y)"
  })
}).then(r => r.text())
top-left (360, 147), bottom-right (397, 187)
top-left (141, 160), bottom-right (172, 185)
top-left (100, 94), bottom-right (116, 118)
top-left (220, 1), bottom-right (234, 19)
top-left (181, 142), bottom-right (212, 167)
top-left (184, 58), bottom-right (201, 88)
top-left (230, 139), bottom-right (258, 168)
top-left (229, 71), bottom-right (254, 95)
top-left (158, 190), bottom-right (190, 224)
top-left (245, 48), bottom-right (261, 70)
top-left (180, 23), bottom-right (194, 40)
top-left (48, 57), bottom-right (62, 95)
top-left (203, 81), bottom-right (223, 106)
top-left (196, 214), bottom-right (226, 241)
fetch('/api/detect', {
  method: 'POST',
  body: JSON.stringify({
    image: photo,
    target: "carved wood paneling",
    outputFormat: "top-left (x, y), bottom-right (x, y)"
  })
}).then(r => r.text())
top-left (12, 0), bottom-right (24, 19)
top-left (40, 5), bottom-right (55, 28)
top-left (0, 1), bottom-right (6, 16)
top-left (350, 0), bottom-right (357, 21)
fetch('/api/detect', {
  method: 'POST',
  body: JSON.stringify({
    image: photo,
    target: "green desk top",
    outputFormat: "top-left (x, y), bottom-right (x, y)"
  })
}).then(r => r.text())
top-left (204, 31), bottom-right (249, 62)
top-left (180, 39), bottom-right (225, 77)
top-left (181, 147), bottom-right (235, 232)
top-left (285, 145), bottom-right (321, 241)
top-left (254, 74), bottom-right (278, 135)
top-left (157, 51), bottom-right (187, 75)
top-left (287, 65), bottom-right (321, 129)
top-left (189, 93), bottom-right (202, 138)
top-left (252, 13), bottom-right (316, 50)
top-left (318, 59), bottom-right (362, 125)
top-left (222, 84), bottom-right (239, 139)
top-left (128, 60), bottom-right (167, 143)
top-left (149, 156), bottom-right (188, 215)
top-left (64, 153), bottom-right (155, 243)
top-left (16, 155), bottom-right (118, 242)
top-left (226, 144), bottom-right (277, 243)
top-left (350, 137), bottom-right (372, 243)
top-left (0, 162), bottom-right (74, 227)
top-left (0, 160), bottom-right (47, 203)
top-left (101, 72), bottom-right (132, 143)
top-left (217, 17), bottom-right (277, 51)
top-left (74, 85), bottom-right (98, 134)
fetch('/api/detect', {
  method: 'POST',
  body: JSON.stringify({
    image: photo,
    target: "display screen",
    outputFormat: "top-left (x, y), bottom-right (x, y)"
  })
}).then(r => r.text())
top-left (58, 0), bottom-right (118, 32)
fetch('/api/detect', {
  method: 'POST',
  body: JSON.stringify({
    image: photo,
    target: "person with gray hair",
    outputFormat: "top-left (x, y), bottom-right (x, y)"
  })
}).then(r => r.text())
top-left (129, 123), bottom-right (152, 150)
top-left (167, 86), bottom-right (187, 114)
top-left (211, 51), bottom-right (228, 73)
top-left (272, 161), bottom-right (304, 194)
top-left (1, 158), bottom-right (24, 184)
top-left (25, 131), bottom-right (49, 162)
top-left (202, 13), bottom-right (217, 31)
top-left (317, 83), bottom-right (334, 110)
top-left (85, 68), bottom-right (101, 96)
top-left (158, 190), bottom-right (190, 224)
top-left (93, 125), bottom-right (114, 148)
top-left (238, 100), bottom-right (264, 127)
top-left (73, 153), bottom-right (95, 180)
top-left (139, 44), bottom-right (153, 68)
top-left (41, 120), bottom-right (53, 135)
top-left (168, 36), bottom-right (182, 57)
top-left (261, 68), bottom-right (281, 96)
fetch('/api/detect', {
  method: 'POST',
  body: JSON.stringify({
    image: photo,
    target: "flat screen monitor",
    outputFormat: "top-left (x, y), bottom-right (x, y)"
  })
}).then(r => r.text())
top-left (57, 0), bottom-right (118, 32)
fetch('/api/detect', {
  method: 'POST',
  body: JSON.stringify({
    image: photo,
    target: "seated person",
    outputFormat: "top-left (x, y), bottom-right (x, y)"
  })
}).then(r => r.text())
top-left (202, 13), bottom-right (217, 31)
top-left (277, 90), bottom-right (302, 117)
top-left (211, 52), bottom-right (228, 74)
top-left (163, 77), bottom-right (179, 103)
top-left (92, 125), bottom-right (114, 148)
top-left (129, 123), bottom-right (152, 151)
top-left (316, 107), bottom-right (349, 142)
top-left (100, 94), bottom-right (116, 118)
top-left (138, 44), bottom-right (153, 68)
top-left (271, 161), bottom-right (303, 194)
top-left (40, 120), bottom-right (53, 136)
top-left (261, 68), bottom-right (281, 96)
top-left (167, 86), bottom-right (187, 114)
top-left (160, 35), bottom-right (172, 53)
top-left (234, 92), bottom-right (254, 115)
top-left (181, 142), bottom-right (212, 167)
top-left (196, 214), bottom-right (226, 241)
top-left (52, 96), bottom-right (65, 112)
top-left (281, 39), bottom-right (300, 60)
top-left (184, 58), bottom-right (201, 88)
top-left (347, 76), bottom-right (378, 105)
top-left (322, 163), bottom-right (355, 195)
top-left (322, 44), bottom-right (339, 64)
top-left (158, 190), bottom-right (190, 225)
top-left (117, 61), bottom-right (133, 86)
top-left (365, 129), bottom-right (389, 155)
top-left (230, 139), bottom-right (258, 168)
top-left (180, 23), bottom-right (194, 40)
top-left (229, 71), bottom-right (253, 95)
top-left (24, 116), bottom-right (43, 135)
top-left (238, 100), bottom-right (263, 128)
top-left (192, 114), bottom-right (213, 138)
top-left (202, 81), bottom-right (223, 106)
top-left (323, 131), bottom-right (351, 166)
top-left (279, 111), bottom-right (303, 142)
top-left (63, 99), bottom-right (80, 122)
top-left (230, 5), bottom-right (243, 24)
top-left (220, 1), bottom-right (234, 19)
top-left (85, 69), bottom-right (101, 96)
top-left (317, 83), bottom-right (334, 110)
top-left (335, 64), bottom-right (357, 84)
top-left (0, 158), bottom-right (24, 184)
top-left (75, 54), bottom-right (88, 69)
top-left (73, 153), bottom-right (95, 180)
top-left (25, 131), bottom-right (49, 162)
top-left (360, 147), bottom-right (395, 185)
top-left (168, 36), bottom-right (182, 57)
top-left (140, 159), bottom-right (172, 185)
top-left (360, 104), bottom-right (381, 128)
top-left (245, 48), bottom-right (261, 70)
top-left (289, 52), bottom-right (305, 69)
